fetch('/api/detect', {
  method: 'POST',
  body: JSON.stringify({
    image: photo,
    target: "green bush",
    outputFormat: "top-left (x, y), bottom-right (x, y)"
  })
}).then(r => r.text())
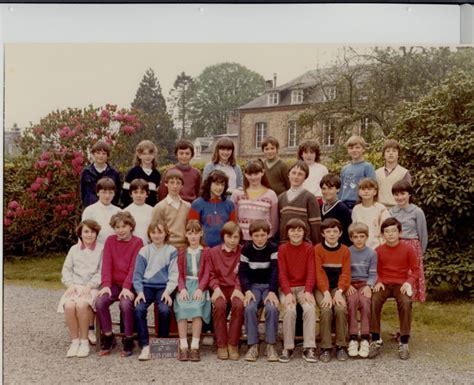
top-left (394, 70), bottom-right (474, 293)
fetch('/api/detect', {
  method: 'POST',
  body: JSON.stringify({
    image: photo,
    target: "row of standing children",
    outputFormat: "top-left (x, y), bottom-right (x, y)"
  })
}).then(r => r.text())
top-left (59, 133), bottom-right (427, 361)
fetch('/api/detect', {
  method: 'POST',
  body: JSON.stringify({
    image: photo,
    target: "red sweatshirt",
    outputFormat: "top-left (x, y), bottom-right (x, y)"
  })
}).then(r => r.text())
top-left (207, 244), bottom-right (242, 290)
top-left (375, 241), bottom-right (420, 286)
top-left (278, 241), bottom-right (315, 295)
top-left (101, 235), bottom-right (143, 290)
top-left (314, 242), bottom-right (351, 293)
top-left (177, 247), bottom-right (210, 292)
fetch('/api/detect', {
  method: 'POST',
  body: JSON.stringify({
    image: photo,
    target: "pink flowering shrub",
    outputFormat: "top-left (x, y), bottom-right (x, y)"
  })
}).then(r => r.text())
top-left (4, 104), bottom-right (141, 255)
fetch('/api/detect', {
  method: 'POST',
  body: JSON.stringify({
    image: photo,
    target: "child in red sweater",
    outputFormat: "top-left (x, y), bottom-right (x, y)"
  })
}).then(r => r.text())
top-left (369, 217), bottom-right (420, 360)
top-left (314, 218), bottom-right (351, 363)
top-left (278, 218), bottom-right (317, 363)
top-left (95, 211), bottom-right (143, 357)
top-left (207, 221), bottom-right (244, 360)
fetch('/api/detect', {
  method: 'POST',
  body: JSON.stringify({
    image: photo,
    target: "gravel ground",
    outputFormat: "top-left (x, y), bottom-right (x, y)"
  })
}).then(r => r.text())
top-left (3, 285), bottom-right (473, 384)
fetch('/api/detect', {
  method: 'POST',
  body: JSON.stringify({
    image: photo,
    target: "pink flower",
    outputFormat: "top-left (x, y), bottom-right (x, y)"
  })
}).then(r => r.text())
top-left (30, 183), bottom-right (41, 192)
top-left (35, 177), bottom-right (44, 185)
top-left (6, 210), bottom-right (16, 218)
top-left (67, 204), bottom-right (75, 211)
top-left (46, 171), bottom-right (53, 182)
top-left (53, 160), bottom-right (63, 167)
top-left (67, 129), bottom-right (76, 138)
top-left (59, 126), bottom-right (70, 138)
top-left (35, 160), bottom-right (48, 169)
top-left (55, 204), bottom-right (62, 212)
top-left (100, 110), bottom-right (110, 119)
top-left (105, 138), bottom-right (113, 145)
top-left (125, 114), bottom-right (136, 122)
top-left (122, 125), bottom-right (136, 135)
top-left (30, 193), bottom-right (37, 200)
top-left (8, 201), bottom-right (19, 210)
top-left (4, 218), bottom-right (12, 227)
top-left (60, 209), bottom-right (69, 217)
top-left (38, 201), bottom-right (47, 209)
top-left (73, 151), bottom-right (82, 158)
top-left (16, 207), bottom-right (24, 217)
top-left (40, 152), bottom-right (50, 161)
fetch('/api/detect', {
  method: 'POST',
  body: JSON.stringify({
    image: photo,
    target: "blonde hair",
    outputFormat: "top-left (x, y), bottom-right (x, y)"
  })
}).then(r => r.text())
top-left (345, 135), bottom-right (366, 149)
top-left (348, 222), bottom-right (369, 237)
top-left (357, 178), bottom-right (379, 202)
top-left (134, 140), bottom-right (158, 168)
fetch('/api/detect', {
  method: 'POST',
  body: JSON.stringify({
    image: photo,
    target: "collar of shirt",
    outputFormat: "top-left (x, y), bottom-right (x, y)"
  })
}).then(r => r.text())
top-left (165, 194), bottom-right (182, 210)
top-left (80, 240), bottom-right (97, 251)
top-left (93, 163), bottom-right (107, 173)
top-left (222, 244), bottom-right (237, 253)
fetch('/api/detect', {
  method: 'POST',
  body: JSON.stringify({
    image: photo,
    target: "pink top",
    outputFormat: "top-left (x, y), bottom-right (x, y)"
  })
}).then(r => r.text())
top-left (101, 235), bottom-right (143, 290)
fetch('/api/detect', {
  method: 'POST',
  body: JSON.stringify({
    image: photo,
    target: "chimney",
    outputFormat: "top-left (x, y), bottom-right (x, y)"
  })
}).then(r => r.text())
top-left (265, 80), bottom-right (273, 90)
top-left (273, 73), bottom-right (277, 88)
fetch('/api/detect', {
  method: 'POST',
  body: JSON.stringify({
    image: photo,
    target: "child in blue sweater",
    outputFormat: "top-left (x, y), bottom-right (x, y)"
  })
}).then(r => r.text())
top-left (133, 219), bottom-right (179, 361)
top-left (346, 222), bottom-right (377, 358)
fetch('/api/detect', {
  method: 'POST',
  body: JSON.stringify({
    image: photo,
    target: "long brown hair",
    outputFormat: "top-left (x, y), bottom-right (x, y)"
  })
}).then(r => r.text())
top-left (211, 137), bottom-right (236, 166)
top-left (243, 160), bottom-right (270, 191)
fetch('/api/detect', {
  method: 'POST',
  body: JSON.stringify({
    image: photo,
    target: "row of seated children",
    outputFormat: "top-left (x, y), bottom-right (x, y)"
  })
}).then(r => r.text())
top-left (59, 211), bottom-right (419, 363)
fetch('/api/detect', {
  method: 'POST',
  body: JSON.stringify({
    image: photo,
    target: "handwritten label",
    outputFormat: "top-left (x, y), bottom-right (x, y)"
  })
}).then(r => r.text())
top-left (150, 338), bottom-right (179, 359)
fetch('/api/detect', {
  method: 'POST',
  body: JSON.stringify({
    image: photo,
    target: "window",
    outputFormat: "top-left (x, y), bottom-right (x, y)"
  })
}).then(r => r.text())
top-left (323, 119), bottom-right (335, 146)
top-left (267, 92), bottom-right (279, 106)
top-left (322, 86), bottom-right (337, 102)
top-left (291, 89), bottom-right (304, 105)
top-left (194, 139), bottom-right (202, 159)
top-left (288, 121), bottom-right (298, 148)
top-left (255, 122), bottom-right (267, 149)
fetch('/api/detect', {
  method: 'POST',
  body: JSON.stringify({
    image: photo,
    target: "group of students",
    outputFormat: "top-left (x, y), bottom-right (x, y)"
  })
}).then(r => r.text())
top-left (58, 133), bottom-right (427, 364)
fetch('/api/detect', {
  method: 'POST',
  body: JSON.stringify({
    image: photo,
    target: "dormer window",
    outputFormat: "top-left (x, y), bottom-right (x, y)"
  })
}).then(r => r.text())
top-left (267, 92), bottom-right (279, 106)
top-left (323, 86), bottom-right (337, 101)
top-left (291, 90), bottom-right (304, 105)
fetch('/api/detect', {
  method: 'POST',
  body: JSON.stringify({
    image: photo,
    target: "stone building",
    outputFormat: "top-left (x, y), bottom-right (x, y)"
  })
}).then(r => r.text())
top-left (237, 69), bottom-right (378, 160)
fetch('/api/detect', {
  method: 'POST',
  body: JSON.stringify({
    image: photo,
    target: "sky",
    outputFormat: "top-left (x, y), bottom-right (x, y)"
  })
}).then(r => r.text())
top-left (4, 43), bottom-right (370, 128)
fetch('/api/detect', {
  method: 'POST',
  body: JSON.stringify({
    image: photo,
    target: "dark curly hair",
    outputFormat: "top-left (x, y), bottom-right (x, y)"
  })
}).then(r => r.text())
top-left (200, 170), bottom-right (229, 201)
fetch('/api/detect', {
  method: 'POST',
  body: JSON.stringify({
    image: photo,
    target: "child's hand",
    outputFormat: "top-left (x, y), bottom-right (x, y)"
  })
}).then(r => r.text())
top-left (134, 292), bottom-right (145, 305)
top-left (362, 285), bottom-right (372, 298)
top-left (231, 289), bottom-right (244, 302)
top-left (211, 287), bottom-right (225, 304)
top-left (373, 282), bottom-right (385, 292)
top-left (243, 290), bottom-right (256, 306)
top-left (333, 290), bottom-right (346, 306)
top-left (179, 289), bottom-right (189, 301)
top-left (193, 289), bottom-right (204, 301)
top-left (304, 291), bottom-right (316, 306)
top-left (65, 285), bottom-right (77, 297)
top-left (283, 293), bottom-right (295, 308)
top-left (98, 286), bottom-right (112, 297)
top-left (400, 282), bottom-right (413, 296)
top-left (347, 285), bottom-right (356, 296)
top-left (321, 291), bottom-right (332, 308)
top-left (161, 291), bottom-right (173, 306)
top-left (119, 288), bottom-right (134, 301)
top-left (264, 292), bottom-right (280, 307)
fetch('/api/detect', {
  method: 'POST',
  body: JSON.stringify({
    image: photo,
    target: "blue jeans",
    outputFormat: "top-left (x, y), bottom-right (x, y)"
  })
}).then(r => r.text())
top-left (135, 287), bottom-right (171, 347)
top-left (244, 283), bottom-right (279, 345)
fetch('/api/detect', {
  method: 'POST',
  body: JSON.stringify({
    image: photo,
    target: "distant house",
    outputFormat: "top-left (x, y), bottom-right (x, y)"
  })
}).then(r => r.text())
top-left (238, 69), bottom-right (378, 160)
top-left (192, 115), bottom-right (240, 164)
top-left (5, 124), bottom-right (21, 157)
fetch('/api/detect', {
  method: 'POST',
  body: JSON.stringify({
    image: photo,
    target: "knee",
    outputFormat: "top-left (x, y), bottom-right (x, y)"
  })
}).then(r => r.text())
top-left (245, 302), bottom-right (258, 316)
top-left (264, 303), bottom-right (278, 317)
top-left (119, 298), bottom-right (134, 312)
top-left (232, 298), bottom-right (244, 312)
top-left (398, 296), bottom-right (412, 309)
top-left (158, 302), bottom-right (171, 316)
top-left (334, 304), bottom-right (347, 317)
top-left (135, 302), bottom-right (147, 316)
top-left (214, 298), bottom-right (227, 313)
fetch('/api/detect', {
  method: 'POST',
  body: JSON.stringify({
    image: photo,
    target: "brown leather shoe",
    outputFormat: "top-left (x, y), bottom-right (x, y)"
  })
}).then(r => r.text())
top-left (178, 348), bottom-right (189, 361)
top-left (217, 347), bottom-right (229, 360)
top-left (189, 348), bottom-right (201, 362)
top-left (228, 344), bottom-right (240, 360)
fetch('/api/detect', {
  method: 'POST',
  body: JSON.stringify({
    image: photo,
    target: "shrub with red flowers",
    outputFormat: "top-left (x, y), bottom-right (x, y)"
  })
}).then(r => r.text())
top-left (4, 104), bottom-right (142, 256)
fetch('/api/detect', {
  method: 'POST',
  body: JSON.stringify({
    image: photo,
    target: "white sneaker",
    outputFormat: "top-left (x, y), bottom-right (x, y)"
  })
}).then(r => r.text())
top-left (77, 341), bottom-right (90, 358)
top-left (348, 340), bottom-right (359, 357)
top-left (138, 346), bottom-right (151, 361)
top-left (66, 340), bottom-right (80, 358)
top-left (359, 340), bottom-right (370, 358)
top-left (88, 330), bottom-right (97, 345)
top-left (202, 334), bottom-right (215, 346)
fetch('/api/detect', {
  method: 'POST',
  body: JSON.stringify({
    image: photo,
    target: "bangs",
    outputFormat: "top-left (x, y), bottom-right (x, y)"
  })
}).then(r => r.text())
top-left (244, 161), bottom-right (264, 174)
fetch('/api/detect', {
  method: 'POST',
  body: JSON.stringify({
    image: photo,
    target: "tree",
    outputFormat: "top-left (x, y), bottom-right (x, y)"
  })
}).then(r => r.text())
top-left (298, 46), bottom-right (474, 157)
top-left (117, 68), bottom-right (177, 165)
top-left (131, 68), bottom-right (167, 115)
top-left (189, 63), bottom-right (266, 138)
top-left (4, 104), bottom-right (141, 255)
top-left (394, 70), bottom-right (474, 293)
top-left (168, 72), bottom-right (195, 139)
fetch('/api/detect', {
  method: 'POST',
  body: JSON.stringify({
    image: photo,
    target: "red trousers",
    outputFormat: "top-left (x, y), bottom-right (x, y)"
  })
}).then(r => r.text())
top-left (212, 286), bottom-right (244, 348)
